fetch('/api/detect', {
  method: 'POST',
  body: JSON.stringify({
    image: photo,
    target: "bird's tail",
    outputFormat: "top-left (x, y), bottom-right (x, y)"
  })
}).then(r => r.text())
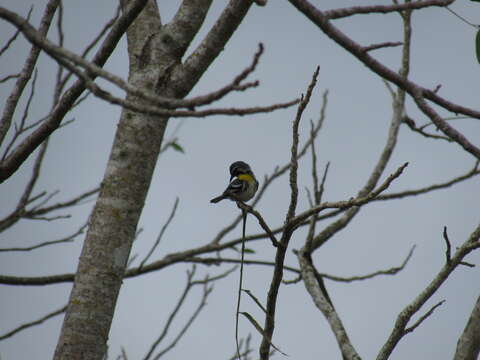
top-left (210, 195), bottom-right (226, 203)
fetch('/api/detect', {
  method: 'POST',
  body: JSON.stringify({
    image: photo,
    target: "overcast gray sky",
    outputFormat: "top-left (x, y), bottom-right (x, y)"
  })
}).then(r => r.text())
top-left (1, 1), bottom-right (479, 359)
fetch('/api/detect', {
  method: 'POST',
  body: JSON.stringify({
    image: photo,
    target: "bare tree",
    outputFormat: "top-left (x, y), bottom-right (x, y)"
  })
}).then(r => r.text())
top-left (0, 1), bottom-right (478, 360)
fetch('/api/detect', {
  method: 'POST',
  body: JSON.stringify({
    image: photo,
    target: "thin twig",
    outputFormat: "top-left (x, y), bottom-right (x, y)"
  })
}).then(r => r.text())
top-left (443, 226), bottom-right (452, 265)
top-left (0, 304), bottom-right (67, 341)
top-left (445, 6), bottom-right (479, 29)
top-left (0, 221), bottom-right (87, 252)
top-left (26, 187), bottom-right (99, 215)
top-left (376, 161), bottom-right (479, 201)
top-left (58, 4), bottom-right (121, 93)
top-left (0, 73), bottom-right (20, 83)
top-left (404, 300), bottom-right (445, 334)
top-left (289, 0), bottom-right (480, 159)
top-left (319, 245), bottom-right (415, 282)
top-left (139, 197), bottom-right (179, 269)
top-left (0, 6), bottom-right (32, 57)
top-left (259, 67), bottom-right (320, 360)
top-left (403, 115), bottom-right (452, 142)
top-left (52, 1), bottom-right (64, 102)
top-left (377, 224), bottom-right (480, 360)
top-left (0, 140), bottom-right (49, 232)
top-left (291, 163), bottom-right (409, 229)
top-left (0, 0), bottom-right (151, 183)
top-left (150, 273), bottom-right (230, 360)
top-left (324, 0), bottom-right (454, 19)
top-left (2, 69), bottom-right (39, 159)
top-left (304, 4), bottom-right (411, 251)
top-left (0, 0), bottom-right (59, 147)
top-left (227, 334), bottom-right (254, 360)
top-left (0, 246), bottom-right (416, 286)
top-left (144, 266), bottom-right (235, 360)
top-left (298, 250), bottom-right (361, 359)
top-left (363, 41), bottom-right (403, 52)
top-left (0, 186), bottom-right (98, 232)
top-left (236, 203), bottom-right (279, 247)
top-left (142, 266), bottom-right (197, 360)
top-left (0, 14), bottom-right (277, 114)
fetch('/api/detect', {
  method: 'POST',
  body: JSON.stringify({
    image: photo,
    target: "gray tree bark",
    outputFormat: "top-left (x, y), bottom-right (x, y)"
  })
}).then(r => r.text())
top-left (454, 296), bottom-right (480, 360)
top-left (53, 1), bottom-right (253, 359)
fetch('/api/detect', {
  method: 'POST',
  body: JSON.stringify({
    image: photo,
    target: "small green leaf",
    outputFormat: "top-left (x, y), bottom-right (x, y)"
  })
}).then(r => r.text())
top-left (471, 0), bottom-right (480, 2)
top-left (230, 246), bottom-right (255, 253)
top-left (476, 30), bottom-right (480, 64)
top-left (171, 142), bottom-right (185, 153)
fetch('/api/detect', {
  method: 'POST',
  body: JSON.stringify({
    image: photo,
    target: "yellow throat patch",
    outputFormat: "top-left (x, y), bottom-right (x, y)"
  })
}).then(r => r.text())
top-left (237, 173), bottom-right (254, 182)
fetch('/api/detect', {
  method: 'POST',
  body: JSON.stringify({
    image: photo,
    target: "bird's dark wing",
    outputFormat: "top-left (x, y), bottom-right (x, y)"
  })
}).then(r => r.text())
top-left (225, 178), bottom-right (248, 195)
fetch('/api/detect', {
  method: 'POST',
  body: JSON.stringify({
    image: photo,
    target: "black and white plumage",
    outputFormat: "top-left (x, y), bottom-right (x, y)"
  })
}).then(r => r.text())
top-left (229, 161), bottom-right (251, 180)
top-left (210, 161), bottom-right (258, 203)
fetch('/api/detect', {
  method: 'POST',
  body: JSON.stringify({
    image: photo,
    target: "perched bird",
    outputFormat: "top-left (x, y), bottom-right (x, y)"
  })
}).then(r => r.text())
top-left (210, 161), bottom-right (259, 203)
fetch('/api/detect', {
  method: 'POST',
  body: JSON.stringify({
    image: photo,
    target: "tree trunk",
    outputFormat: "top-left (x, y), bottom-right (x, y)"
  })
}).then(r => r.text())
top-left (54, 1), bottom-right (252, 359)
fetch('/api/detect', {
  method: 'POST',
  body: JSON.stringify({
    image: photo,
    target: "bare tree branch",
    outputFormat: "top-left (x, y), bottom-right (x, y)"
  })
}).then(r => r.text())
top-left (0, 243), bottom-right (416, 286)
top-left (142, 266), bottom-right (199, 360)
top-left (144, 266), bottom-right (235, 360)
top-left (169, 42), bottom-right (265, 109)
top-left (259, 67), bottom-right (319, 360)
top-left (0, 304), bottom-right (67, 341)
top-left (304, 119), bottom-right (329, 252)
top-left (291, 162), bottom-right (409, 229)
top-left (1, 2), bottom-right (478, 359)
top-left (139, 197), bottom-right (179, 269)
top-left (0, 139), bottom-right (49, 232)
top-left (363, 41), bottom-right (403, 52)
top-left (443, 226), bottom-right (452, 265)
top-left (402, 114), bottom-right (452, 142)
top-left (306, 6), bottom-right (412, 252)
top-left (445, 6), bottom-right (479, 29)
top-left (318, 245), bottom-right (415, 282)
top-left (26, 187), bottom-right (99, 216)
top-left (287, 0), bottom-right (480, 159)
top-left (0, 9), bottom-right (285, 115)
top-left (298, 250), bottom-right (361, 360)
top-left (0, 0), bottom-right (59, 146)
top-left (0, 273), bottom-right (74, 286)
top-left (0, 221), bottom-right (87, 252)
top-left (0, 185), bottom-right (98, 232)
top-left (324, 1), bottom-right (453, 20)
top-left (236, 203), bottom-right (279, 247)
top-left (0, 6), bottom-right (31, 57)
top-left (0, 0), bottom-right (150, 183)
top-left (227, 334), bottom-right (254, 360)
top-left (377, 223), bottom-right (480, 360)
top-left (403, 300), bottom-right (445, 335)
top-left (169, 0), bottom-right (255, 99)
top-left (0, 73), bottom-right (20, 83)
top-left (376, 161), bottom-right (480, 201)
top-left (1, 67), bottom-right (39, 159)
top-left (57, 4), bottom-right (121, 94)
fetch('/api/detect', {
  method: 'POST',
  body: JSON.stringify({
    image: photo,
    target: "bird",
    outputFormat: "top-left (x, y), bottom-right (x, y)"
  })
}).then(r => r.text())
top-left (210, 161), bottom-right (259, 203)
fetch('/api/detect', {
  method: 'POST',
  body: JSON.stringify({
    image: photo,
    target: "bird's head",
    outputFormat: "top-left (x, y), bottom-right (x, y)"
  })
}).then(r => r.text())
top-left (229, 161), bottom-right (253, 181)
